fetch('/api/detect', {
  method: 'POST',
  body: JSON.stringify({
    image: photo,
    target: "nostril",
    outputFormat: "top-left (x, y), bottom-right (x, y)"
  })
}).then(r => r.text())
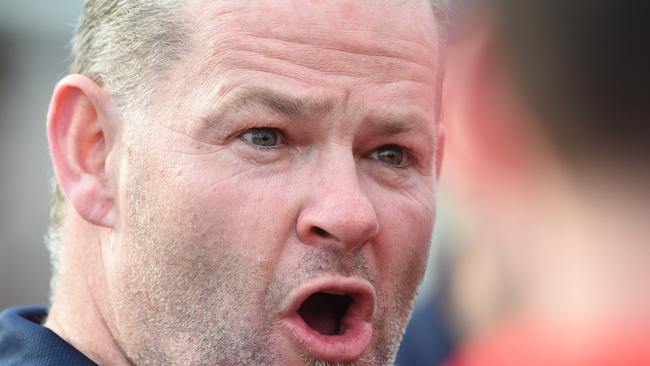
top-left (311, 226), bottom-right (330, 238)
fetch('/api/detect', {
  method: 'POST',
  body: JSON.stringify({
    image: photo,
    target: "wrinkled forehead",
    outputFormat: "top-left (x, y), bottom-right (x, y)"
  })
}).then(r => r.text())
top-left (168, 0), bottom-right (442, 116)
top-left (181, 0), bottom-right (440, 77)
top-left (185, 0), bottom-right (439, 44)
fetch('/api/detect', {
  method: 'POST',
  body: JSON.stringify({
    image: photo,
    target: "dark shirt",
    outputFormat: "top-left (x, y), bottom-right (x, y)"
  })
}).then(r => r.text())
top-left (396, 297), bottom-right (456, 366)
top-left (0, 306), bottom-right (96, 365)
top-left (1, 303), bottom-right (452, 366)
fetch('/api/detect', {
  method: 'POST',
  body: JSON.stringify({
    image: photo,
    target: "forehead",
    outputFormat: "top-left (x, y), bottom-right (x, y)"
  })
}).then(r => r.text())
top-left (169, 0), bottom-right (441, 122)
top-left (185, 0), bottom-right (438, 40)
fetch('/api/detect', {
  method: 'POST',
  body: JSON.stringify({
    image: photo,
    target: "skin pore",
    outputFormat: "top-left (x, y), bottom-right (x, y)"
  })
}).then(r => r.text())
top-left (45, 0), bottom-right (443, 365)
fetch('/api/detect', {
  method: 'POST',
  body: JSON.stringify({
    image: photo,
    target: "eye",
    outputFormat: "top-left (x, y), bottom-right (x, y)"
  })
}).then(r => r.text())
top-left (373, 145), bottom-right (409, 167)
top-left (241, 128), bottom-right (281, 148)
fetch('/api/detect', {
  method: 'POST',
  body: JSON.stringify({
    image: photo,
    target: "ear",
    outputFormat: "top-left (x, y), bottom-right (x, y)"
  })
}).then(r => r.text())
top-left (47, 74), bottom-right (117, 228)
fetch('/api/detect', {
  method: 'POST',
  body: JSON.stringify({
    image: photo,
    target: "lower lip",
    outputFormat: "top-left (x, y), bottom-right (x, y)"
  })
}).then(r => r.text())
top-left (283, 311), bottom-right (373, 363)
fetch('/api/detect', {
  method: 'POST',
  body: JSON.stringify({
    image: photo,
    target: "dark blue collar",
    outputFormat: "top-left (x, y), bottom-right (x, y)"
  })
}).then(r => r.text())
top-left (0, 306), bottom-right (96, 365)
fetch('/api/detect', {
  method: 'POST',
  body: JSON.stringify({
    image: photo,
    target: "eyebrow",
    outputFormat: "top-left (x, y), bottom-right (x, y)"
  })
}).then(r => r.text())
top-left (199, 86), bottom-right (433, 140)
top-left (365, 112), bottom-right (432, 137)
top-left (205, 86), bottom-right (337, 127)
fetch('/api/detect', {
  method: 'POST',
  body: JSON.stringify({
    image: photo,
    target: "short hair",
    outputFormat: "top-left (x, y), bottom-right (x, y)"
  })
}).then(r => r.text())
top-left (492, 0), bottom-right (650, 165)
top-left (47, 0), bottom-right (448, 294)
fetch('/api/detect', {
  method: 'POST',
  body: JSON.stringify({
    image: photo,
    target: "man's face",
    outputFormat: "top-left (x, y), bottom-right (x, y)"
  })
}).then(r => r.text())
top-left (103, 0), bottom-right (441, 364)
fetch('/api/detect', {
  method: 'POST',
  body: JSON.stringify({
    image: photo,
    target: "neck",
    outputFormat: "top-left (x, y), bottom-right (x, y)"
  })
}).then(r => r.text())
top-left (44, 215), bottom-right (131, 365)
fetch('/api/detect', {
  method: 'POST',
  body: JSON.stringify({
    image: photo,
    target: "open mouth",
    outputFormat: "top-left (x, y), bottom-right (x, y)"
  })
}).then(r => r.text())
top-left (298, 291), bottom-right (353, 336)
top-left (281, 278), bottom-right (375, 363)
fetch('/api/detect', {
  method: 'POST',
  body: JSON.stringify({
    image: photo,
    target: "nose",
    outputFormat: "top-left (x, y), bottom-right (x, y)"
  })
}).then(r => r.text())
top-left (296, 155), bottom-right (379, 251)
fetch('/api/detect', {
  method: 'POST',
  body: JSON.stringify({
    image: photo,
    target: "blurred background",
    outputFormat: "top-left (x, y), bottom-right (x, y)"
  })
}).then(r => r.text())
top-left (0, 1), bottom-right (85, 308)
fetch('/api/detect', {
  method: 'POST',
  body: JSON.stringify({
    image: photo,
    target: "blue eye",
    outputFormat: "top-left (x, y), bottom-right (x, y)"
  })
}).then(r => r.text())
top-left (374, 145), bottom-right (407, 167)
top-left (241, 128), bottom-right (280, 147)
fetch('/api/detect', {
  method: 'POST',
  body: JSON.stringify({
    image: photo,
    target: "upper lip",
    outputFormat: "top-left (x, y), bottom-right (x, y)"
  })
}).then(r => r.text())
top-left (279, 276), bottom-right (376, 323)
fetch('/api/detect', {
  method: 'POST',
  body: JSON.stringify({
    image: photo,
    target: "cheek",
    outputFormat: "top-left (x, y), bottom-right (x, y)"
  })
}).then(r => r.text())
top-left (369, 187), bottom-right (435, 309)
top-left (109, 155), bottom-right (301, 321)
top-left (115, 150), bottom-right (293, 275)
top-left (376, 210), bottom-right (432, 290)
top-left (164, 166), bottom-right (299, 261)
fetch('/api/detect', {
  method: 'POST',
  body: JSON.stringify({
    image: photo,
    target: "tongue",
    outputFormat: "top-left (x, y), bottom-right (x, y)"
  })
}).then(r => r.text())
top-left (298, 292), bottom-right (352, 336)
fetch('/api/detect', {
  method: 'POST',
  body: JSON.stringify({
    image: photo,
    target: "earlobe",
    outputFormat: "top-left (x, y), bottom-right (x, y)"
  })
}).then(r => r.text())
top-left (47, 75), bottom-right (117, 228)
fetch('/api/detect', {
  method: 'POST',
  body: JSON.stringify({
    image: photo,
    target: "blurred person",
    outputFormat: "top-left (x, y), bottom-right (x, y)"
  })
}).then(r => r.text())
top-left (440, 0), bottom-right (650, 365)
top-left (0, 0), bottom-right (448, 365)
